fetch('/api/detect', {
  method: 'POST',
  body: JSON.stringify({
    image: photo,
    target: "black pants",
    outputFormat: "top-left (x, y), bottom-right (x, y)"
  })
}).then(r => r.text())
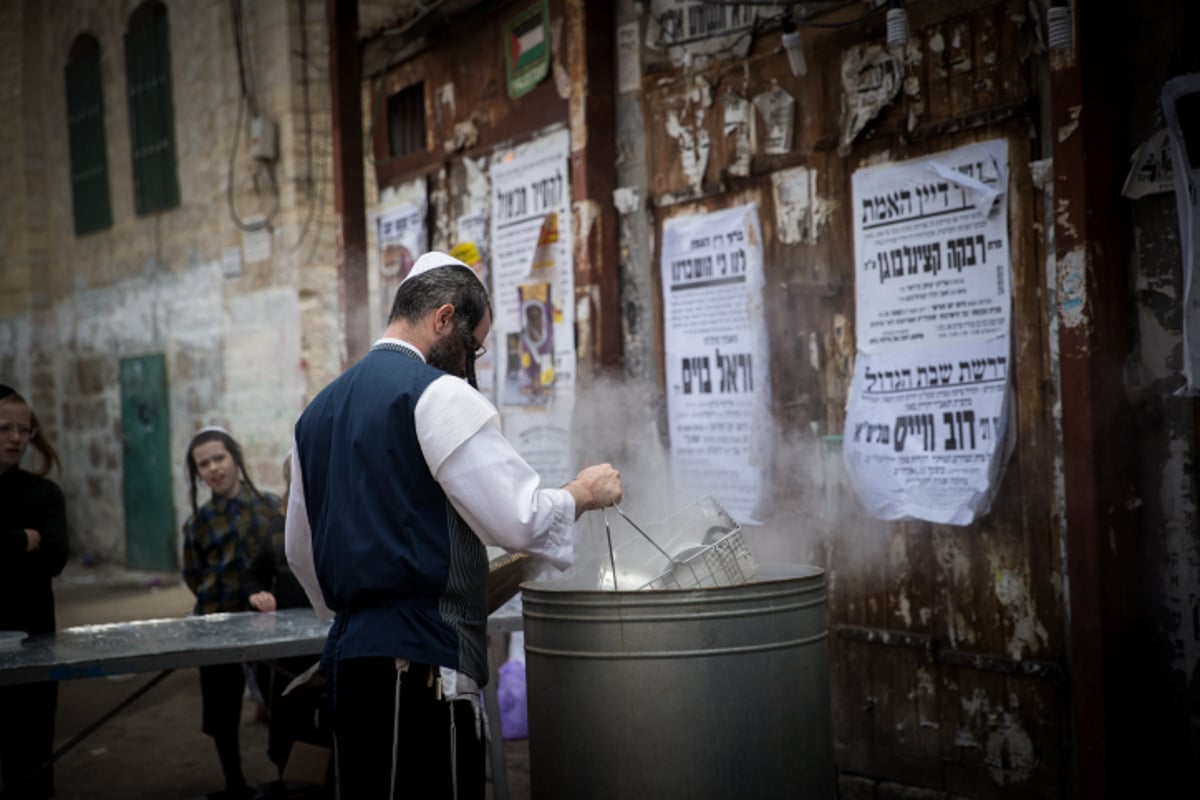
top-left (333, 658), bottom-right (486, 799)
top-left (258, 656), bottom-right (328, 772)
top-left (199, 662), bottom-right (247, 791)
top-left (0, 681), bottom-right (57, 799)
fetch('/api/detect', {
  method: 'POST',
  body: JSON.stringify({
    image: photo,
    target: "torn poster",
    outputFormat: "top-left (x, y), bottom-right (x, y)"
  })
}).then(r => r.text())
top-left (845, 139), bottom-right (1015, 525)
top-left (1122, 129), bottom-right (1174, 199)
top-left (377, 203), bottom-right (426, 328)
top-left (723, 92), bottom-right (754, 177)
top-left (753, 83), bottom-right (794, 155)
top-left (1162, 75), bottom-right (1200, 394)
top-left (661, 204), bottom-right (771, 524)
top-left (454, 212), bottom-right (489, 283)
top-left (771, 166), bottom-right (829, 245)
top-left (843, 338), bottom-right (1015, 525)
top-left (839, 45), bottom-right (903, 155)
top-left (853, 139), bottom-right (1011, 352)
top-left (645, 0), bottom-right (784, 66)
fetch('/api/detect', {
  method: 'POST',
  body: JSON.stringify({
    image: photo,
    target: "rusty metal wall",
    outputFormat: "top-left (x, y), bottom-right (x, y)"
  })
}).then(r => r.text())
top-left (351, 0), bottom-right (1200, 796)
top-left (1117, 1), bottom-right (1200, 795)
top-left (631, 1), bottom-right (1064, 797)
top-left (364, 1), bottom-right (570, 191)
top-left (362, 0), bottom-right (624, 370)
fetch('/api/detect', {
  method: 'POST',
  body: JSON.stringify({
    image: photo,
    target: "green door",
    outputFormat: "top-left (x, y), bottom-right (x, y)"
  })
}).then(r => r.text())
top-left (120, 354), bottom-right (176, 570)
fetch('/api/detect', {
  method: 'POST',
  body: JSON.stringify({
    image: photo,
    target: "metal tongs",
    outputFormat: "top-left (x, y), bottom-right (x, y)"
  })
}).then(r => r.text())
top-left (602, 504), bottom-right (683, 592)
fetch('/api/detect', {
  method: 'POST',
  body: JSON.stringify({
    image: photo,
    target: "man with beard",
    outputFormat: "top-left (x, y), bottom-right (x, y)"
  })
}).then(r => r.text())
top-left (285, 251), bottom-right (622, 799)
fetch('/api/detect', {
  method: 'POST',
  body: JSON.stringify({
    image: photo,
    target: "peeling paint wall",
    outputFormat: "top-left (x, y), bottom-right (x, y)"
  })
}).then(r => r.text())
top-left (635, 0), bottom-right (1067, 796)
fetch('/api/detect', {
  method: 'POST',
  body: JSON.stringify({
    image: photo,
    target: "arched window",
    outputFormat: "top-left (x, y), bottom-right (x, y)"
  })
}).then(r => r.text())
top-left (65, 34), bottom-right (112, 234)
top-left (125, 1), bottom-right (179, 214)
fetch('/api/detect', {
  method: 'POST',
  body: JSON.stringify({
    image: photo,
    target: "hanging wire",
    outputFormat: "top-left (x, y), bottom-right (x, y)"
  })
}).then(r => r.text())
top-left (227, 0), bottom-right (279, 233)
top-left (289, 0), bottom-right (320, 252)
top-left (227, 89), bottom-right (281, 232)
top-left (230, 0), bottom-right (256, 114)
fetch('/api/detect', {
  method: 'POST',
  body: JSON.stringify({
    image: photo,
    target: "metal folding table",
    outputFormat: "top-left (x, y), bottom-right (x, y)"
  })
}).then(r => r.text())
top-left (0, 609), bottom-right (330, 686)
top-left (0, 607), bottom-right (520, 799)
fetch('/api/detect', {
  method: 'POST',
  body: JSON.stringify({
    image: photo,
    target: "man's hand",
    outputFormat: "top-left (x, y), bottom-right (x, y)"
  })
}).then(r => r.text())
top-left (566, 463), bottom-right (623, 519)
top-left (249, 591), bottom-right (277, 612)
top-left (24, 529), bottom-right (41, 552)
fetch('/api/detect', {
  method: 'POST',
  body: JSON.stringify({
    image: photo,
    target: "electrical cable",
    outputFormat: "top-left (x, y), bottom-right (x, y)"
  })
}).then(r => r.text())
top-left (289, 0), bottom-right (319, 252)
top-left (226, 0), bottom-right (279, 233)
top-left (227, 92), bottom-right (281, 232)
top-left (230, 0), bottom-right (259, 117)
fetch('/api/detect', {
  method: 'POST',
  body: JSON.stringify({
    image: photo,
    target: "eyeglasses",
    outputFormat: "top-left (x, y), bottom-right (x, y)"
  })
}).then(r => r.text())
top-left (459, 327), bottom-right (486, 360)
top-left (0, 424), bottom-right (35, 439)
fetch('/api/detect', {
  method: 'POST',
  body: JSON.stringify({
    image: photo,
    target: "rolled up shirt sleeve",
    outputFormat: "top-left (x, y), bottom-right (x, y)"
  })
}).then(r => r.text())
top-left (416, 377), bottom-right (579, 570)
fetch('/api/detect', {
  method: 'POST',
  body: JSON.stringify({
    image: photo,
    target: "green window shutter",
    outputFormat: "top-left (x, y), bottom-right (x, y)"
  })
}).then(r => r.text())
top-left (65, 49), bottom-right (113, 235)
top-left (125, 8), bottom-right (179, 215)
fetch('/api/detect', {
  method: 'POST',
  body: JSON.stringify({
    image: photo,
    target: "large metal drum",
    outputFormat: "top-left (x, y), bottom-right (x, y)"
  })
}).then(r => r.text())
top-left (521, 563), bottom-right (834, 799)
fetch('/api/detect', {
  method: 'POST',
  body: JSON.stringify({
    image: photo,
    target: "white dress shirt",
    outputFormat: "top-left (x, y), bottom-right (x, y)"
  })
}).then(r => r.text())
top-left (285, 337), bottom-right (578, 625)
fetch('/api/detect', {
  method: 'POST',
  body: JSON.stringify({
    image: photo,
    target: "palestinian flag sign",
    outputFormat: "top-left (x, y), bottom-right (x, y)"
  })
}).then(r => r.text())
top-left (505, 0), bottom-right (550, 98)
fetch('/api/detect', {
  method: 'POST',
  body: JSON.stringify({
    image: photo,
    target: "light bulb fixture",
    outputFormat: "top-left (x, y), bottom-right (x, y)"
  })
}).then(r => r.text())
top-left (886, 0), bottom-right (909, 49)
top-left (781, 17), bottom-right (807, 77)
top-left (1046, 0), bottom-right (1073, 51)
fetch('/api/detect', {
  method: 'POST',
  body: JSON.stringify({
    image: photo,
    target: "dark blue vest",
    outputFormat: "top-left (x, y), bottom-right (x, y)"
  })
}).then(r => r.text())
top-left (295, 344), bottom-right (489, 683)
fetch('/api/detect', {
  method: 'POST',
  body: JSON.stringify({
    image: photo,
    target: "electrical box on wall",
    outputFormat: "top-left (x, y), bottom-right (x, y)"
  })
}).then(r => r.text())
top-left (249, 116), bottom-right (277, 161)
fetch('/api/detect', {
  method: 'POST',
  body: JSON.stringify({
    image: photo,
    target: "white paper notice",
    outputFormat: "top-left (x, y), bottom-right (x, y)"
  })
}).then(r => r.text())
top-left (242, 217), bottom-right (272, 264)
top-left (853, 139), bottom-right (1010, 353)
top-left (753, 84), bottom-right (795, 155)
top-left (843, 338), bottom-right (1013, 525)
top-left (489, 128), bottom-right (575, 480)
top-left (222, 246), bottom-right (242, 279)
top-left (661, 204), bottom-right (771, 524)
top-left (845, 139), bottom-right (1015, 526)
top-left (490, 128), bottom-right (575, 406)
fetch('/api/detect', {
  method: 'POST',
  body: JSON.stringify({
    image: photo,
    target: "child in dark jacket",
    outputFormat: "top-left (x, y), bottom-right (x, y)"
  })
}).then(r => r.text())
top-left (0, 384), bottom-right (68, 799)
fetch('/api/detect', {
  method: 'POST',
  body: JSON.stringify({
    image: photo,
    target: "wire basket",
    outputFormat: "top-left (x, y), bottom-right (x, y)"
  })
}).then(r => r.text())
top-left (639, 528), bottom-right (757, 591)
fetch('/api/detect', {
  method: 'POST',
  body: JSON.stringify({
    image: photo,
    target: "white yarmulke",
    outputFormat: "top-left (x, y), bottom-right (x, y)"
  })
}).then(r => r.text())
top-left (196, 424), bottom-right (232, 437)
top-left (402, 251), bottom-right (483, 286)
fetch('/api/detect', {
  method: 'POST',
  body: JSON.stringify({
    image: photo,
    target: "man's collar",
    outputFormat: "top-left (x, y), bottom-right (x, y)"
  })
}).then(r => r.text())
top-left (374, 337), bottom-right (426, 362)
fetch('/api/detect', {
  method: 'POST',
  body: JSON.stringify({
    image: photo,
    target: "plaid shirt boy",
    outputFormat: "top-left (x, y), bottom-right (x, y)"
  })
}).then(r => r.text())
top-left (182, 484), bottom-right (282, 615)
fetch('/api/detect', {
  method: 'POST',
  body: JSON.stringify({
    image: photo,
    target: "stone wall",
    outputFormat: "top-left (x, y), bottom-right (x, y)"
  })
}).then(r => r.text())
top-left (0, 0), bottom-right (343, 564)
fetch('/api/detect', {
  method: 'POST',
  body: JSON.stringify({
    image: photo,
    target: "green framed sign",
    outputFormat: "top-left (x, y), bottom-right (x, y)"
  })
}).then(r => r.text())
top-left (505, 0), bottom-right (550, 99)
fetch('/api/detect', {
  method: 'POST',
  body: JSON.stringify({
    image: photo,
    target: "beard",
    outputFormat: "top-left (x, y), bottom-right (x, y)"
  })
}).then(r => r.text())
top-left (427, 328), bottom-right (477, 388)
